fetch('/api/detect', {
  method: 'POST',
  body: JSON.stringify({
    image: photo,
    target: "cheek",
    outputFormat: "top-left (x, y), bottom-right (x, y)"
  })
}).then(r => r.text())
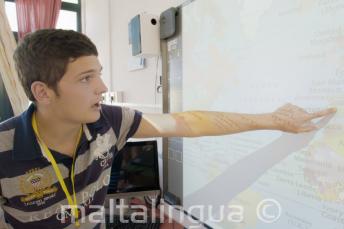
top-left (61, 88), bottom-right (90, 103)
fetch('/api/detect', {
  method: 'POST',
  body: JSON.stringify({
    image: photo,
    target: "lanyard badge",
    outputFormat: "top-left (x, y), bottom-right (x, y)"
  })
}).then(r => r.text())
top-left (32, 112), bottom-right (82, 227)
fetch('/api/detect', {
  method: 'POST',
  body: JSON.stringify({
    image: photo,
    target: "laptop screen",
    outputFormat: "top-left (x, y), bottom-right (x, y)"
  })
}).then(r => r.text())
top-left (107, 140), bottom-right (160, 194)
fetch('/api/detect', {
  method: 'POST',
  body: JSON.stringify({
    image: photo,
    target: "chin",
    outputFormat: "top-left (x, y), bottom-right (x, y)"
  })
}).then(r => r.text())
top-left (85, 111), bottom-right (101, 123)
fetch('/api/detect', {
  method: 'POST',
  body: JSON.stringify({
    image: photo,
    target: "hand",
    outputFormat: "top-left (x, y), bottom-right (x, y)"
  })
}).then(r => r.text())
top-left (272, 103), bottom-right (337, 133)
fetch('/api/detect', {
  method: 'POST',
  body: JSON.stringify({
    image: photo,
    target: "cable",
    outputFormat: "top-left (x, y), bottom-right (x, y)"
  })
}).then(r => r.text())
top-left (154, 55), bottom-right (160, 105)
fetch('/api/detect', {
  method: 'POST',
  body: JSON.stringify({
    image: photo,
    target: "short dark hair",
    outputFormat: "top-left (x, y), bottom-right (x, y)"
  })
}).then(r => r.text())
top-left (13, 29), bottom-right (98, 101)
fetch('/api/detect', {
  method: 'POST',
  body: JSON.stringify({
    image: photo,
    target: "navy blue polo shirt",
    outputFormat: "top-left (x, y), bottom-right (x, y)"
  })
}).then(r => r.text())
top-left (0, 103), bottom-right (142, 229)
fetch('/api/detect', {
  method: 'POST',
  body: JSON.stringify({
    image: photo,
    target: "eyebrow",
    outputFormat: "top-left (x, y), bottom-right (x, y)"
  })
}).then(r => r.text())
top-left (77, 66), bottom-right (103, 76)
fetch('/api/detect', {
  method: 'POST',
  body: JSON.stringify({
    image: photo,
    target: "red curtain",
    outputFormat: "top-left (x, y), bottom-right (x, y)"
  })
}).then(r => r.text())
top-left (15, 0), bottom-right (62, 40)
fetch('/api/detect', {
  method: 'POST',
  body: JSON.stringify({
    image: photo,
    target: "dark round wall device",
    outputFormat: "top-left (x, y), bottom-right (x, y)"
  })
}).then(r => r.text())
top-left (151, 19), bottom-right (157, 25)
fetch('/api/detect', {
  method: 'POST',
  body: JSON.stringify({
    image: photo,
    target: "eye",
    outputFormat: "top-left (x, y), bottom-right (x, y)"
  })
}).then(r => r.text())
top-left (80, 75), bottom-right (92, 83)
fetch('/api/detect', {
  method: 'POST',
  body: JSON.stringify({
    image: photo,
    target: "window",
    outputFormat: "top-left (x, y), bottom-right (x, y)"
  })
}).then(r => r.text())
top-left (56, 0), bottom-right (81, 32)
top-left (56, 9), bottom-right (78, 31)
top-left (4, 1), bottom-right (18, 32)
top-left (61, 0), bottom-right (79, 4)
top-left (4, 0), bottom-right (81, 38)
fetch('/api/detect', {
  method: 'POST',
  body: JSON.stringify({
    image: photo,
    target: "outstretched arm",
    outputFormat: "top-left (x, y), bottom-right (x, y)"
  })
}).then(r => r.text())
top-left (133, 103), bottom-right (337, 138)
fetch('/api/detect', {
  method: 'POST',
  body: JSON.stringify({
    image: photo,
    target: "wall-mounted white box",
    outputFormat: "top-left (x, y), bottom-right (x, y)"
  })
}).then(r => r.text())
top-left (128, 13), bottom-right (160, 57)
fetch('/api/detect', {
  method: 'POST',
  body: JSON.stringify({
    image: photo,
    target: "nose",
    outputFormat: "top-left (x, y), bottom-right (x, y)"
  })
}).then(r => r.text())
top-left (95, 77), bottom-right (108, 95)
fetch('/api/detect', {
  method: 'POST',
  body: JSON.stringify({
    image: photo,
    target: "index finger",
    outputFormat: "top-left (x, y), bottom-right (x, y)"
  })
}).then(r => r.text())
top-left (309, 107), bottom-right (337, 119)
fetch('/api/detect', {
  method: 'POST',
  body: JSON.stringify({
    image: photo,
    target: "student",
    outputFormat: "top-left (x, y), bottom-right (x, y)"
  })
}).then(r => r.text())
top-left (0, 29), bottom-right (336, 228)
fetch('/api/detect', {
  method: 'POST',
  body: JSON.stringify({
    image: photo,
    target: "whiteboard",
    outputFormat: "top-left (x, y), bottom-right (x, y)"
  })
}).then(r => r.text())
top-left (167, 0), bottom-right (344, 228)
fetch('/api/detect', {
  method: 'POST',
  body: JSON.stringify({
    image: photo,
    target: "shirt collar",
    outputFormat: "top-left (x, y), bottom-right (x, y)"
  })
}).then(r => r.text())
top-left (13, 103), bottom-right (42, 161)
top-left (12, 104), bottom-right (109, 161)
top-left (84, 107), bottom-right (110, 140)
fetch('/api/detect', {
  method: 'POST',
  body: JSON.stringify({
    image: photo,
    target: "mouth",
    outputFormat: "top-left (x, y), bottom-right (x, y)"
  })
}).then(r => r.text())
top-left (92, 101), bottom-right (101, 110)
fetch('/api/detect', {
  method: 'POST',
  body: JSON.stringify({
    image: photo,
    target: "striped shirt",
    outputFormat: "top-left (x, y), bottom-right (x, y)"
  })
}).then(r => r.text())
top-left (0, 104), bottom-right (142, 229)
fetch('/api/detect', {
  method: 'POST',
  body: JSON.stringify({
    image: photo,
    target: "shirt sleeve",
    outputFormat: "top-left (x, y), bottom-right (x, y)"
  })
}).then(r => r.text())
top-left (0, 209), bottom-right (7, 229)
top-left (0, 192), bottom-right (8, 229)
top-left (101, 104), bottom-right (142, 151)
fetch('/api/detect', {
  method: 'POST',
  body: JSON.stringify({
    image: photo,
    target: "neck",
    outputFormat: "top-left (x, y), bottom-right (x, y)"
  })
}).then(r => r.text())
top-left (34, 107), bottom-right (82, 156)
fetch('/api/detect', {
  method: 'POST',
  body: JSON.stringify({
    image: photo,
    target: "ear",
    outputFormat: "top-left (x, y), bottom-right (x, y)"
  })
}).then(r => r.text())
top-left (31, 81), bottom-right (54, 104)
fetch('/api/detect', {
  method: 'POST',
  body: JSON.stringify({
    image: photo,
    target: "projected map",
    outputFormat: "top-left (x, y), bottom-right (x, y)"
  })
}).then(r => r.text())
top-left (181, 0), bottom-right (344, 228)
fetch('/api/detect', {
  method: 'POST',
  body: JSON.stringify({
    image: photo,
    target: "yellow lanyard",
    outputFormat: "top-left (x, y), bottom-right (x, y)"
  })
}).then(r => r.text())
top-left (32, 112), bottom-right (82, 227)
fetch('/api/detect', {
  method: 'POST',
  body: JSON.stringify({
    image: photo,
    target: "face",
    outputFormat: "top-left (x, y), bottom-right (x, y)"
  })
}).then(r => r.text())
top-left (49, 55), bottom-right (108, 124)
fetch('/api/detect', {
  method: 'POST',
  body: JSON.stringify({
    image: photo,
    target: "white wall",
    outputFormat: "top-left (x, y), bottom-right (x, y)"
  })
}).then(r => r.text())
top-left (83, 0), bottom-right (185, 108)
top-left (83, 0), bottom-right (186, 191)
top-left (110, 0), bottom-right (185, 106)
top-left (81, 0), bottom-right (112, 88)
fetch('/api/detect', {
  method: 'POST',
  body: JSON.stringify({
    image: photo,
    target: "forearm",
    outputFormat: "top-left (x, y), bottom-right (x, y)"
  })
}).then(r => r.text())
top-left (134, 104), bottom-right (335, 138)
top-left (173, 111), bottom-right (278, 137)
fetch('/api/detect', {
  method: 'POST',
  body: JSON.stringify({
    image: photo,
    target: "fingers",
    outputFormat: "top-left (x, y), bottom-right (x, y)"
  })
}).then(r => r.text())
top-left (309, 107), bottom-right (337, 119)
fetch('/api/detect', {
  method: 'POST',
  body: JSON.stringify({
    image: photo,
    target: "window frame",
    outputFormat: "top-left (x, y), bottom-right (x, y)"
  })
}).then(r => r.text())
top-left (60, 0), bottom-right (81, 32)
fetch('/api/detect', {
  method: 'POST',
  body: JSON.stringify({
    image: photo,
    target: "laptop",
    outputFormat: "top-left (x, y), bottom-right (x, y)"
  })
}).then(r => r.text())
top-left (104, 140), bottom-right (161, 228)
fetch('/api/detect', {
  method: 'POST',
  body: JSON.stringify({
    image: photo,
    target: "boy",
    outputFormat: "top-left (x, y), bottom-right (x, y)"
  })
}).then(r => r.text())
top-left (0, 29), bottom-right (336, 228)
